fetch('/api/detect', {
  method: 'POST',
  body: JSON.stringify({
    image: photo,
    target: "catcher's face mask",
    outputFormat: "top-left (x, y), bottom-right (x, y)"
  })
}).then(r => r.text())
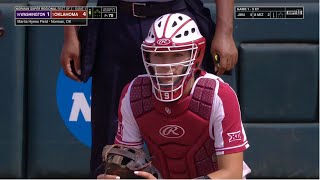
top-left (102, 144), bottom-right (161, 179)
top-left (141, 13), bottom-right (206, 102)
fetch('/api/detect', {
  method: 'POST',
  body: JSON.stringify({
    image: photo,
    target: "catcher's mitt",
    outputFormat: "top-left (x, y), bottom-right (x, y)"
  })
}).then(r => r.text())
top-left (101, 144), bottom-right (161, 179)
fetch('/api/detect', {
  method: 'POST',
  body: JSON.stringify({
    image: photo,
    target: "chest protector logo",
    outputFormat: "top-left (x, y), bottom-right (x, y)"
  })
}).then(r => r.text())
top-left (159, 125), bottom-right (185, 138)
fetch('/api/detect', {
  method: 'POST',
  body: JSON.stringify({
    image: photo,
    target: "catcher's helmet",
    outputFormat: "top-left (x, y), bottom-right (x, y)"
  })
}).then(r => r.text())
top-left (102, 144), bottom-right (161, 179)
top-left (141, 13), bottom-right (206, 102)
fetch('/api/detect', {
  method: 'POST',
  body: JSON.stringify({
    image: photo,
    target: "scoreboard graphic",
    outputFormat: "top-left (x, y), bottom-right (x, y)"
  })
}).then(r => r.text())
top-left (235, 6), bottom-right (304, 19)
top-left (15, 6), bottom-right (117, 26)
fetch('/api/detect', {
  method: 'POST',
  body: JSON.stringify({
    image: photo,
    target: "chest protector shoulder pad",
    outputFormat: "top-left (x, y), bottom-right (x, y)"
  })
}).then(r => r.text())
top-left (130, 76), bottom-right (154, 118)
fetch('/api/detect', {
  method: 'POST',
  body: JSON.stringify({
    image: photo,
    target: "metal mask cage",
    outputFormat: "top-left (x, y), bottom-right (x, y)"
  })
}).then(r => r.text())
top-left (141, 43), bottom-right (198, 102)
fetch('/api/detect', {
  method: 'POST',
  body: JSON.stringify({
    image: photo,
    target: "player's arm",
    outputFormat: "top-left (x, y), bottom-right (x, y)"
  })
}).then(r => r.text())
top-left (211, 0), bottom-right (238, 75)
top-left (64, 0), bottom-right (87, 39)
top-left (204, 82), bottom-right (249, 179)
top-left (97, 82), bottom-right (143, 179)
top-left (60, 0), bottom-right (88, 82)
top-left (214, 0), bottom-right (234, 36)
top-left (114, 82), bottom-right (143, 148)
top-left (207, 152), bottom-right (243, 179)
top-left (137, 153), bottom-right (242, 179)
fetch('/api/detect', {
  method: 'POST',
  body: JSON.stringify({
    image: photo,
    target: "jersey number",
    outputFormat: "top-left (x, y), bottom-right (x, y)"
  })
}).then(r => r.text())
top-left (164, 92), bottom-right (170, 99)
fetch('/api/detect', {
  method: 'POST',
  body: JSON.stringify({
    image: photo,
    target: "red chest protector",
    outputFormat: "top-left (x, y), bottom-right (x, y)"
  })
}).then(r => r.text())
top-left (130, 76), bottom-right (218, 179)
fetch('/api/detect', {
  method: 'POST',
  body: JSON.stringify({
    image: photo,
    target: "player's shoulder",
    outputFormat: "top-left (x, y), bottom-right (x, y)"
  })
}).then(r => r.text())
top-left (129, 74), bottom-right (151, 87)
top-left (135, 74), bottom-right (151, 81)
top-left (195, 72), bottom-right (226, 87)
top-left (201, 72), bottom-right (223, 81)
top-left (121, 74), bottom-right (150, 97)
top-left (201, 72), bottom-right (237, 97)
top-left (125, 74), bottom-right (149, 88)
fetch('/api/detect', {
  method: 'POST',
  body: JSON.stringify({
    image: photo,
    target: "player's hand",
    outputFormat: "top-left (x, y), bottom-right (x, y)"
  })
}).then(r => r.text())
top-left (134, 171), bottom-right (157, 179)
top-left (60, 35), bottom-right (82, 82)
top-left (210, 33), bottom-right (238, 76)
top-left (97, 174), bottom-right (120, 179)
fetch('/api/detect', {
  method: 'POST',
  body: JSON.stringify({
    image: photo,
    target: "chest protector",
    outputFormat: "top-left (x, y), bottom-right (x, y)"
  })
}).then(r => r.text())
top-left (130, 76), bottom-right (218, 179)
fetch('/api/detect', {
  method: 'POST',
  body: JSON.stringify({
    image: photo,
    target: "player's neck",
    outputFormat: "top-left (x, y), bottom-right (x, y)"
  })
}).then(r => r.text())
top-left (181, 76), bottom-right (195, 98)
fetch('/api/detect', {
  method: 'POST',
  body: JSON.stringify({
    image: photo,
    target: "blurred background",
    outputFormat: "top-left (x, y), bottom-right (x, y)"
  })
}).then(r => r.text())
top-left (0, 0), bottom-right (318, 178)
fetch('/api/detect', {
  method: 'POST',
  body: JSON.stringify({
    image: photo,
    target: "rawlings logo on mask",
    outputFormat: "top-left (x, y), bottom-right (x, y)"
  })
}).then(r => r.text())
top-left (156, 39), bottom-right (171, 45)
